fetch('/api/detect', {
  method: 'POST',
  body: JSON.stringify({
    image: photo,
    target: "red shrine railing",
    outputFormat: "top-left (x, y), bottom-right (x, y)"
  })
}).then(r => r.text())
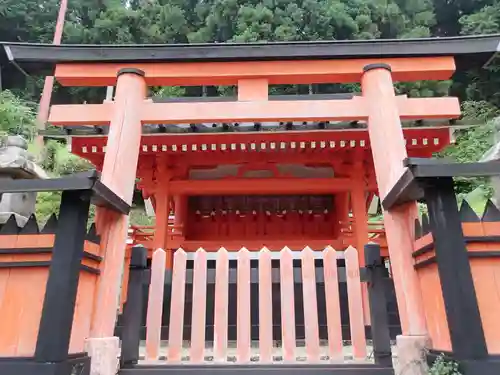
top-left (143, 246), bottom-right (368, 363)
top-left (126, 220), bottom-right (388, 256)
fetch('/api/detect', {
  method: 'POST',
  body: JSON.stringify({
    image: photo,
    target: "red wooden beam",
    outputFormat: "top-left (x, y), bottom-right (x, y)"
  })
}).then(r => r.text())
top-left (49, 98), bottom-right (362, 125)
top-left (54, 57), bottom-right (456, 86)
top-left (167, 177), bottom-right (354, 195)
top-left (71, 127), bottom-right (452, 148)
top-left (49, 96), bottom-right (460, 126)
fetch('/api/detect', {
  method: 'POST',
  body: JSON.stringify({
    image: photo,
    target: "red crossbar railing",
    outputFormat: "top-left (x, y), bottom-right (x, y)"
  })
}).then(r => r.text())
top-left (143, 246), bottom-right (368, 363)
top-left (127, 221), bottom-right (388, 253)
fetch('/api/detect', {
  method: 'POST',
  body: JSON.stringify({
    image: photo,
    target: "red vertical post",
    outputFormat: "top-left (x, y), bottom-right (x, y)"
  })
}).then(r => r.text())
top-left (174, 195), bottom-right (187, 237)
top-left (145, 248), bottom-right (167, 360)
top-left (280, 247), bottom-right (296, 362)
top-left (323, 247), bottom-right (343, 361)
top-left (351, 162), bottom-right (369, 265)
top-left (237, 79), bottom-right (268, 101)
top-left (361, 63), bottom-right (427, 337)
top-left (213, 248), bottom-right (229, 362)
top-left (350, 162), bottom-right (371, 325)
top-left (154, 176), bottom-right (172, 269)
top-left (173, 195), bottom-right (187, 256)
top-left (168, 249), bottom-right (188, 362)
top-left (258, 247), bottom-right (273, 363)
top-left (237, 248), bottom-right (251, 363)
top-left (345, 246), bottom-right (367, 360)
top-left (190, 248), bottom-right (208, 363)
top-left (90, 69), bottom-right (146, 338)
top-left (301, 247), bottom-right (320, 361)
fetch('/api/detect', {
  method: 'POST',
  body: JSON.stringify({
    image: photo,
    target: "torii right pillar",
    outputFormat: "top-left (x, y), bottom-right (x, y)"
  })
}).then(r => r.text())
top-left (362, 63), bottom-right (429, 375)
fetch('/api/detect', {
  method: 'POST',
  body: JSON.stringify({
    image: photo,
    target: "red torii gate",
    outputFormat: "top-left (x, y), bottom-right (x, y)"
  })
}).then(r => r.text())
top-left (47, 56), bottom-right (459, 342)
top-left (5, 34), bottom-right (500, 375)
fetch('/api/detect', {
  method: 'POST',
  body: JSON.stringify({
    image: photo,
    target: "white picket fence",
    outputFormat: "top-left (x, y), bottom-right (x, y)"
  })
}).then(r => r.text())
top-left (143, 246), bottom-right (367, 364)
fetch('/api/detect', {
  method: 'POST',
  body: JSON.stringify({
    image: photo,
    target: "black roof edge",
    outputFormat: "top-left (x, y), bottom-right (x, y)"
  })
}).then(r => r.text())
top-left (1, 34), bottom-right (499, 77)
top-left (382, 158), bottom-right (500, 210)
top-left (0, 170), bottom-right (129, 214)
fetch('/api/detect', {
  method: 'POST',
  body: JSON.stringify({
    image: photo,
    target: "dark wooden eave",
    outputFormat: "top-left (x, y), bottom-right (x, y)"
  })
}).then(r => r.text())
top-left (1, 34), bottom-right (499, 76)
top-left (40, 119), bottom-right (465, 138)
top-left (382, 158), bottom-right (500, 210)
top-left (0, 170), bottom-right (130, 214)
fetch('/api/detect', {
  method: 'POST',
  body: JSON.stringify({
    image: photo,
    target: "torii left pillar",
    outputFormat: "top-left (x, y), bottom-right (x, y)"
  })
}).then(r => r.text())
top-left (85, 68), bottom-right (146, 375)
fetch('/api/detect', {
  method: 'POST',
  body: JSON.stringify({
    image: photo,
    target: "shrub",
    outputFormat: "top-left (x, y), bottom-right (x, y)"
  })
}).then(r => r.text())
top-left (428, 354), bottom-right (462, 375)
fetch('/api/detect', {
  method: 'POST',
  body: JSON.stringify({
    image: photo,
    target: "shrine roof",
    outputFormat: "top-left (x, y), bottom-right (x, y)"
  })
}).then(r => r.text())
top-left (42, 119), bottom-right (463, 137)
top-left (62, 126), bottom-right (453, 162)
top-left (1, 34), bottom-right (499, 76)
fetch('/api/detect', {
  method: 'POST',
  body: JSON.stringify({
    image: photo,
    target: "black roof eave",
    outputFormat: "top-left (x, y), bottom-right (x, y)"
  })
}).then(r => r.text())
top-left (1, 34), bottom-right (499, 76)
top-left (382, 158), bottom-right (500, 210)
top-left (0, 170), bottom-right (130, 214)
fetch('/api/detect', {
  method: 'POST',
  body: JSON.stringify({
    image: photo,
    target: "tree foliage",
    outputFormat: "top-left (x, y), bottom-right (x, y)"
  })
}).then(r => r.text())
top-left (439, 101), bottom-right (500, 195)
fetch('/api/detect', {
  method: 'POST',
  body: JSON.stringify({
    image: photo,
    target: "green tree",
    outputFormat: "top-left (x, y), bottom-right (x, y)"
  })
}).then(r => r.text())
top-left (460, 3), bottom-right (500, 35)
top-left (0, 0), bottom-right (59, 43)
top-left (0, 90), bottom-right (36, 140)
top-left (439, 101), bottom-right (500, 194)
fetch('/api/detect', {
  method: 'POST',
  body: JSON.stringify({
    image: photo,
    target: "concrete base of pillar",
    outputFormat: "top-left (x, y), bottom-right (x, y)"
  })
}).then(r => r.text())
top-left (85, 336), bottom-right (120, 375)
top-left (394, 335), bottom-right (430, 375)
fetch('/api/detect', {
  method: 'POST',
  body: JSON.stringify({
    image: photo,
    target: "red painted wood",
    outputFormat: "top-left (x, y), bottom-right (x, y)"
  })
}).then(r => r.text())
top-left (351, 163), bottom-right (371, 326)
top-left (344, 246), bottom-right (367, 360)
top-left (186, 203), bottom-right (339, 244)
top-left (190, 248), bottom-right (208, 363)
top-left (154, 186), bottom-right (172, 268)
top-left (237, 248), bottom-right (251, 363)
top-left (213, 248), bottom-right (229, 362)
top-left (146, 248), bottom-right (167, 360)
top-left (362, 65), bottom-right (428, 336)
top-left (280, 247), bottom-right (296, 362)
top-left (323, 246), bottom-right (343, 362)
top-left (71, 127), bottom-right (451, 159)
top-left (52, 95), bottom-right (458, 125)
top-left (90, 70), bottom-right (146, 338)
top-left (54, 57), bottom-right (456, 87)
top-left (167, 249), bottom-right (187, 362)
top-left (169, 177), bottom-right (354, 195)
top-left (301, 247), bottom-right (321, 362)
top-left (258, 247), bottom-right (274, 363)
top-left (238, 79), bottom-right (268, 101)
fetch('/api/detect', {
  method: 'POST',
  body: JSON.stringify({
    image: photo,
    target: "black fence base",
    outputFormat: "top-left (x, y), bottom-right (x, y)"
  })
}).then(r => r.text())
top-left (427, 350), bottom-right (500, 375)
top-left (120, 363), bottom-right (394, 375)
top-left (0, 354), bottom-right (90, 375)
top-left (462, 359), bottom-right (500, 375)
